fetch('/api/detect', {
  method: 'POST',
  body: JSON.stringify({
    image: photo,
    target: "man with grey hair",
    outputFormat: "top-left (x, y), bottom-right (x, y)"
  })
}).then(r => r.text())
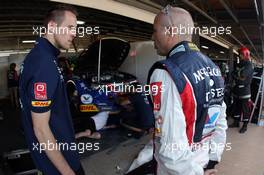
top-left (127, 5), bottom-right (227, 175)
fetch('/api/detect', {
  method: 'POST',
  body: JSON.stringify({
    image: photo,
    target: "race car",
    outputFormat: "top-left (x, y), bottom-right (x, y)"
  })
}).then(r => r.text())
top-left (66, 37), bottom-right (137, 117)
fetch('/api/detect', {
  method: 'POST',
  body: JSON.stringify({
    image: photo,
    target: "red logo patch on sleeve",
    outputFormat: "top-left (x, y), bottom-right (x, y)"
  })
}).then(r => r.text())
top-left (150, 82), bottom-right (162, 111)
top-left (34, 83), bottom-right (47, 100)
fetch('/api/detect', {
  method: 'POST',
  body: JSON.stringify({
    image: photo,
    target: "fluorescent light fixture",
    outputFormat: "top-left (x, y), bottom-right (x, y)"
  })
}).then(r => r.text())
top-left (254, 0), bottom-right (259, 17)
top-left (201, 45), bottom-right (209, 49)
top-left (0, 49), bottom-right (31, 56)
top-left (68, 49), bottom-right (76, 52)
top-left (77, 20), bottom-right (85, 25)
top-left (0, 52), bottom-right (11, 57)
top-left (220, 51), bottom-right (225, 54)
top-left (61, 49), bottom-right (76, 53)
top-left (22, 40), bottom-right (35, 44)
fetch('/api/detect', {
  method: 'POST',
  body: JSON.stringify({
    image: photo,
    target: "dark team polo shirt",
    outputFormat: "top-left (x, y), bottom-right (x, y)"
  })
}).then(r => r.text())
top-left (129, 92), bottom-right (154, 129)
top-left (19, 37), bottom-right (81, 174)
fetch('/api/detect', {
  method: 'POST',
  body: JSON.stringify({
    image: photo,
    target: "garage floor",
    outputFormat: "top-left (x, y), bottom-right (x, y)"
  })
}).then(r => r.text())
top-left (0, 100), bottom-right (264, 175)
top-left (79, 123), bottom-right (264, 175)
top-left (217, 123), bottom-right (264, 175)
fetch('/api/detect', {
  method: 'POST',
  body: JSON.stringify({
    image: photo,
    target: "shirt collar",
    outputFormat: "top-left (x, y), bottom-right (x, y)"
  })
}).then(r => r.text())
top-left (35, 37), bottom-right (60, 57)
top-left (167, 41), bottom-right (200, 58)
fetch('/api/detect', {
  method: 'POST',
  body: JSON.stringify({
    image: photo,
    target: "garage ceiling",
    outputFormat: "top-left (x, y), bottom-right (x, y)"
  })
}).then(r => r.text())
top-left (0, 0), bottom-right (153, 52)
top-left (0, 0), bottom-right (263, 60)
top-left (119, 0), bottom-right (263, 60)
top-left (163, 0), bottom-right (264, 60)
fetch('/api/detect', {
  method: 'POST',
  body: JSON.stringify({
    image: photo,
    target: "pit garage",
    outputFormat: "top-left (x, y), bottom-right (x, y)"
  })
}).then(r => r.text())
top-left (0, 0), bottom-right (264, 175)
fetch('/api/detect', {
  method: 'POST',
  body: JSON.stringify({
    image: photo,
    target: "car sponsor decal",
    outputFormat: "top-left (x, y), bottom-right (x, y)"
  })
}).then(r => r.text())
top-left (34, 82), bottom-right (47, 100)
top-left (80, 104), bottom-right (99, 112)
top-left (32, 100), bottom-right (51, 107)
top-left (150, 82), bottom-right (162, 111)
top-left (188, 43), bottom-right (200, 51)
top-left (204, 105), bottom-right (221, 129)
top-left (80, 94), bottom-right (93, 104)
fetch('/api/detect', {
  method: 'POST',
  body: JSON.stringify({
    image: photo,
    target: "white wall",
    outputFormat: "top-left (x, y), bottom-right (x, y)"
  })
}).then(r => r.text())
top-left (0, 53), bottom-right (27, 99)
top-left (119, 41), bottom-right (165, 85)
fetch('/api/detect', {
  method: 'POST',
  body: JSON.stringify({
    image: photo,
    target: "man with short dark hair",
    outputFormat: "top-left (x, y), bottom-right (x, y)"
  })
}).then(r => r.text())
top-left (19, 5), bottom-right (85, 175)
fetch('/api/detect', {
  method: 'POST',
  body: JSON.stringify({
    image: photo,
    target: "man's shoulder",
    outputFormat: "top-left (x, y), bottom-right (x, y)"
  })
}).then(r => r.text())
top-left (25, 46), bottom-right (54, 67)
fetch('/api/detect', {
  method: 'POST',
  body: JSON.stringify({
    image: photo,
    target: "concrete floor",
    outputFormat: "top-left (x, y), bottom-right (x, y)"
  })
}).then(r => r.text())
top-left (1, 101), bottom-right (263, 175)
top-left (217, 123), bottom-right (264, 175)
top-left (80, 124), bottom-right (264, 175)
top-left (81, 135), bottom-right (152, 175)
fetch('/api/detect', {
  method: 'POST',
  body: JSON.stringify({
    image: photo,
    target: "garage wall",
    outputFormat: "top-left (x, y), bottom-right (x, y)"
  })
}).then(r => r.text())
top-left (0, 53), bottom-right (27, 99)
top-left (0, 56), bottom-right (9, 98)
top-left (0, 52), bottom-right (77, 99)
top-left (119, 41), bottom-right (165, 85)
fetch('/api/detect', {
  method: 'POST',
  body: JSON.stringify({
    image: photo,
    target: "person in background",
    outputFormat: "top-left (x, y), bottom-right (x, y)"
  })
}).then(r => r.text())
top-left (229, 46), bottom-right (254, 133)
top-left (58, 57), bottom-right (73, 80)
top-left (7, 63), bottom-right (19, 108)
top-left (74, 111), bottom-right (108, 139)
top-left (75, 91), bottom-right (154, 140)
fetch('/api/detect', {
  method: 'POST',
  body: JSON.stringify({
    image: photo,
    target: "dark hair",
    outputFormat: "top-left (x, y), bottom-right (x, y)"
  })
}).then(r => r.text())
top-left (44, 4), bottom-right (78, 27)
top-left (10, 63), bottom-right (16, 70)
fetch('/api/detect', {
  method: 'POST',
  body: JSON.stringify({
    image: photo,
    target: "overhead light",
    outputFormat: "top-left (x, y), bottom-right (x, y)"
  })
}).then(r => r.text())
top-left (201, 45), bottom-right (209, 49)
top-left (22, 40), bottom-right (35, 44)
top-left (77, 20), bottom-right (85, 25)
top-left (61, 49), bottom-right (76, 53)
top-left (220, 51), bottom-right (225, 54)
top-left (0, 52), bottom-right (11, 57)
top-left (254, 0), bottom-right (259, 17)
top-left (0, 49), bottom-right (31, 56)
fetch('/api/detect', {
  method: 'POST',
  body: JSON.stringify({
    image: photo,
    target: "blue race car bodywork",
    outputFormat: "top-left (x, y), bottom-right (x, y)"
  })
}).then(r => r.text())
top-left (67, 77), bottom-right (120, 113)
top-left (66, 37), bottom-right (137, 115)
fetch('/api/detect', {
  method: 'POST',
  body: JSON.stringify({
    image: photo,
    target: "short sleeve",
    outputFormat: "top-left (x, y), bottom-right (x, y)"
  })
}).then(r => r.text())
top-left (28, 60), bottom-right (59, 113)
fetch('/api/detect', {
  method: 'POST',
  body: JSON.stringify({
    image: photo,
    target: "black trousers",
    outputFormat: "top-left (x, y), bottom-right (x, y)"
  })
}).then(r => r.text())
top-left (232, 97), bottom-right (252, 122)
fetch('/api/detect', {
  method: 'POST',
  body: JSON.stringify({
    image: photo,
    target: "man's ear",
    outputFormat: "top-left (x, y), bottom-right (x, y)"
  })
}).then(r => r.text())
top-left (168, 33), bottom-right (178, 47)
top-left (47, 20), bottom-right (57, 35)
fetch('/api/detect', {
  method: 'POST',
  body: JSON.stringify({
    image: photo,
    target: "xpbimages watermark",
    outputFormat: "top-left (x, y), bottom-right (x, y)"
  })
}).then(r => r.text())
top-left (164, 142), bottom-right (232, 153)
top-left (32, 140), bottom-right (100, 154)
top-left (97, 82), bottom-right (165, 96)
top-left (32, 25), bottom-right (100, 37)
top-left (164, 24), bottom-right (232, 37)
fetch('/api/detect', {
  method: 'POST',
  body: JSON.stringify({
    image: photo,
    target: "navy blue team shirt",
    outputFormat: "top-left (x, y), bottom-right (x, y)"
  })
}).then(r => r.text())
top-left (19, 37), bottom-right (81, 174)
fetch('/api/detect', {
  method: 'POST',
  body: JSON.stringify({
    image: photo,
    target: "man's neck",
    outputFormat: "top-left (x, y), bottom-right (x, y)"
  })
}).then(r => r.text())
top-left (166, 40), bottom-right (187, 56)
top-left (44, 35), bottom-right (59, 49)
top-left (167, 39), bottom-right (191, 54)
